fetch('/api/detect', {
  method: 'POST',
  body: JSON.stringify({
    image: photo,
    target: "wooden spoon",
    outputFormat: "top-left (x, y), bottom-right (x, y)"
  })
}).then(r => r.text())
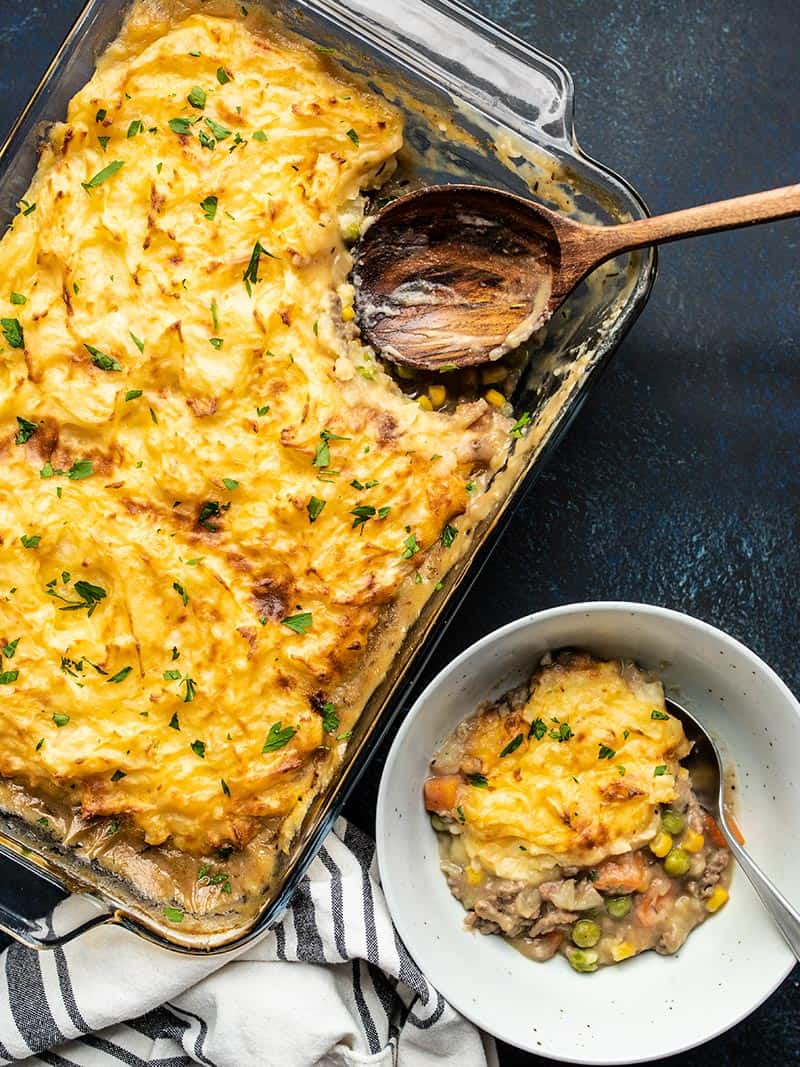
top-left (352, 182), bottom-right (800, 371)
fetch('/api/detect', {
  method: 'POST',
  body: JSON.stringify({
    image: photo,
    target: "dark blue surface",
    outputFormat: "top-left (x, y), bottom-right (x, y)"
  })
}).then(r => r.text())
top-left (1, 1), bottom-right (799, 1063)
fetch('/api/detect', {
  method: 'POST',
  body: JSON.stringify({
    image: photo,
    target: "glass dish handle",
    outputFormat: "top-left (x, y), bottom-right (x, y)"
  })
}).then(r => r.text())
top-left (0, 847), bottom-right (113, 951)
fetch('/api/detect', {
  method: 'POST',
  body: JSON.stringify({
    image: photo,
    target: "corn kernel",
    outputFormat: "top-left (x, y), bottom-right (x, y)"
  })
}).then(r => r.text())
top-left (611, 941), bottom-right (636, 962)
top-left (650, 831), bottom-right (673, 858)
top-left (485, 388), bottom-right (506, 409)
top-left (682, 829), bottom-right (705, 853)
top-left (481, 365), bottom-right (507, 385)
top-left (705, 886), bottom-right (729, 913)
top-left (341, 305), bottom-right (355, 322)
top-left (428, 384), bottom-right (447, 408)
top-left (417, 395), bottom-right (433, 411)
top-left (465, 865), bottom-right (484, 886)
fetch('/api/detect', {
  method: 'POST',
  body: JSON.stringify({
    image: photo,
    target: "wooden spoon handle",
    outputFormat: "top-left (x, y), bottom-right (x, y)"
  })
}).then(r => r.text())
top-left (584, 183), bottom-right (800, 260)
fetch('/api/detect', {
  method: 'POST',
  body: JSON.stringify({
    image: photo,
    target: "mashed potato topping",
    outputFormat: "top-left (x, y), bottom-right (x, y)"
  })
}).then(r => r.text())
top-left (430, 655), bottom-right (691, 878)
top-left (0, 5), bottom-right (510, 856)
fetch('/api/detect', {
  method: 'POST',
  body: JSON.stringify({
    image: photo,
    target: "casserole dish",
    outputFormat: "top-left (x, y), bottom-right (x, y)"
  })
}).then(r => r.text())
top-left (0, 0), bottom-right (655, 954)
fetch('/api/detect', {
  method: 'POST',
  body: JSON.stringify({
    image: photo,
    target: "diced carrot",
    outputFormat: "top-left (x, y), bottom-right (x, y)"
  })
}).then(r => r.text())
top-left (702, 811), bottom-right (729, 850)
top-left (593, 850), bottom-right (647, 894)
top-left (635, 879), bottom-right (673, 928)
top-left (423, 774), bottom-right (460, 814)
top-left (726, 812), bottom-right (746, 846)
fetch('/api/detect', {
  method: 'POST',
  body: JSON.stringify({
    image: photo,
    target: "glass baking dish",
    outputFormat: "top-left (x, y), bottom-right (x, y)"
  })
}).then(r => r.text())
top-left (0, 0), bottom-right (655, 953)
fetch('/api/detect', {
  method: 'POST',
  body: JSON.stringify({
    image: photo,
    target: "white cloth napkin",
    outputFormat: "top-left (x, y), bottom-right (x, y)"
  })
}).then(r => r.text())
top-left (0, 819), bottom-right (493, 1067)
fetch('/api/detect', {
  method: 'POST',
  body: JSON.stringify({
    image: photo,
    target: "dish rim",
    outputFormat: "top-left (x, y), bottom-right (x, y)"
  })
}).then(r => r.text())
top-left (375, 600), bottom-right (798, 1063)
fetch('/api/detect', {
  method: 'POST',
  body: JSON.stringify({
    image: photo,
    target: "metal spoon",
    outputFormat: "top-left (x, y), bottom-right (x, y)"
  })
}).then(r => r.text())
top-left (353, 182), bottom-right (800, 371)
top-left (666, 696), bottom-right (800, 960)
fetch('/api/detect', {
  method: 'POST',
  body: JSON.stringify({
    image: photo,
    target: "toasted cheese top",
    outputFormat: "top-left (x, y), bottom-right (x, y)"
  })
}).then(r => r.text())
top-left (447, 656), bottom-right (690, 878)
top-left (0, 7), bottom-right (510, 853)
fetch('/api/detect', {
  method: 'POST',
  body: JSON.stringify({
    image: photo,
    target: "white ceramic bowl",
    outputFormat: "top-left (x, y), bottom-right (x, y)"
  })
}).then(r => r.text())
top-left (376, 602), bottom-right (800, 1064)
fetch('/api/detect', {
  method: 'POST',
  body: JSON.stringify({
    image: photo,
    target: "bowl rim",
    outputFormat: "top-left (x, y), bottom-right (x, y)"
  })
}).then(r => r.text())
top-left (376, 600), bottom-right (799, 1064)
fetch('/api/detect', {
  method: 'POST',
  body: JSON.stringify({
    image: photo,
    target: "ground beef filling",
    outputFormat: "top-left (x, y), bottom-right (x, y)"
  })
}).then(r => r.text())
top-left (434, 784), bottom-right (731, 971)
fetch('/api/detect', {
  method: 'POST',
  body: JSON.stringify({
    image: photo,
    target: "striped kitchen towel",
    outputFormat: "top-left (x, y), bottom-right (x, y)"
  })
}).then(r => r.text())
top-left (0, 819), bottom-right (494, 1067)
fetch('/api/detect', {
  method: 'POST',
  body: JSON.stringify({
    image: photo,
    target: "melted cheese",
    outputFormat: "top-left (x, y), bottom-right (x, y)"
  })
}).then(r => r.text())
top-left (0, 7), bottom-right (510, 854)
top-left (454, 656), bottom-right (690, 878)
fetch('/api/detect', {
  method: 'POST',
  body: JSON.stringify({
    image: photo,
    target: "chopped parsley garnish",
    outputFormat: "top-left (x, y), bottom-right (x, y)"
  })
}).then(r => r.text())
top-left (198, 129), bottom-right (216, 150)
top-left (510, 412), bottom-right (532, 438)
top-left (654, 765), bottom-right (668, 776)
top-left (345, 128), bottom-right (359, 146)
top-left (190, 739), bottom-right (206, 758)
top-left (1, 318), bottom-right (24, 349)
top-left (20, 200), bottom-right (36, 216)
top-left (182, 677), bottom-right (197, 703)
top-left (528, 717), bottom-right (547, 740)
top-left (222, 478), bottom-right (239, 491)
top-left (221, 778), bottom-right (231, 796)
top-left (549, 722), bottom-right (574, 742)
top-left (211, 300), bottom-right (219, 331)
top-left (53, 712), bottom-right (70, 727)
top-left (164, 906), bottom-right (183, 923)
top-left (188, 86), bottom-right (207, 109)
top-left (10, 292), bottom-right (26, 305)
top-left (125, 389), bottom-right (143, 401)
top-left (107, 666), bottom-right (132, 684)
top-left (209, 337), bottom-right (223, 349)
top-left (401, 532), bottom-right (420, 559)
top-left (172, 581), bottom-right (189, 606)
top-left (164, 670), bottom-right (181, 681)
top-left (262, 721), bottom-right (297, 753)
top-left (168, 712), bottom-right (180, 730)
top-left (623, 729), bottom-right (630, 740)
top-left (168, 117), bottom-right (194, 135)
top-left (67, 459), bottom-right (93, 480)
top-left (281, 611), bottom-right (312, 635)
top-left (106, 820), bottom-right (119, 836)
top-left (85, 344), bottom-right (121, 371)
top-left (0, 670), bottom-right (19, 685)
top-left (252, 130), bottom-right (267, 142)
top-left (598, 744), bottom-right (616, 760)
top-left (127, 119), bottom-right (144, 138)
top-left (243, 239), bottom-right (272, 291)
top-left (499, 734), bottom-right (524, 758)
top-left (46, 579), bottom-right (107, 617)
top-left (129, 331), bottom-right (145, 353)
top-left (307, 496), bottom-right (326, 523)
top-left (82, 159), bottom-right (124, 191)
top-left (466, 773), bottom-right (488, 788)
top-left (98, 136), bottom-right (110, 152)
top-left (205, 117), bottom-right (232, 141)
top-left (456, 805), bottom-right (466, 824)
top-left (2, 638), bottom-right (19, 659)
top-left (617, 765), bottom-right (627, 776)
top-left (217, 67), bottom-right (232, 84)
top-left (651, 709), bottom-right (670, 721)
top-left (197, 500), bottom-right (229, 531)
top-left (15, 416), bottom-right (37, 444)
top-left (96, 108), bottom-right (107, 123)
top-left (200, 195), bottom-right (218, 220)
top-left (351, 504), bottom-right (376, 530)
top-left (256, 404), bottom-right (270, 416)
top-left (110, 769), bottom-right (126, 782)
top-left (441, 524), bottom-right (458, 548)
top-left (320, 701), bottom-right (339, 734)
top-left (20, 534), bottom-right (41, 549)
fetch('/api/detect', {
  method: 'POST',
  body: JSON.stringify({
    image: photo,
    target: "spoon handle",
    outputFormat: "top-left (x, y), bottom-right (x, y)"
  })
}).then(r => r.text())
top-left (722, 822), bottom-right (800, 961)
top-left (586, 183), bottom-right (800, 259)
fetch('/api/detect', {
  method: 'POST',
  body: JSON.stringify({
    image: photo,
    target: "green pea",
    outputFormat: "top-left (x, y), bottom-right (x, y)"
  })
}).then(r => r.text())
top-left (661, 809), bottom-right (686, 835)
top-left (572, 919), bottom-right (601, 948)
top-left (664, 847), bottom-right (691, 878)
top-left (567, 947), bottom-right (598, 973)
top-left (606, 895), bottom-right (632, 919)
